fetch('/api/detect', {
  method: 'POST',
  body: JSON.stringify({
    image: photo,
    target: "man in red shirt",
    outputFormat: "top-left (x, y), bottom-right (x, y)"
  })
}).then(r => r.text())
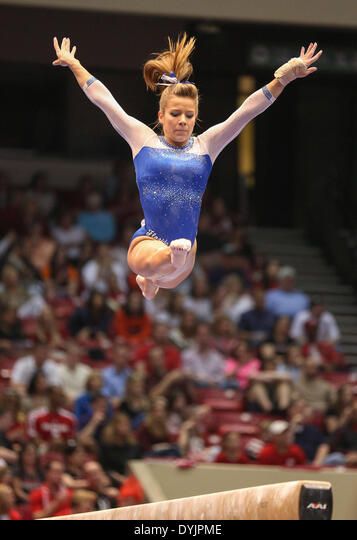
top-left (27, 386), bottom-right (76, 445)
top-left (257, 420), bottom-right (306, 466)
top-left (29, 460), bottom-right (72, 519)
top-left (134, 322), bottom-right (181, 373)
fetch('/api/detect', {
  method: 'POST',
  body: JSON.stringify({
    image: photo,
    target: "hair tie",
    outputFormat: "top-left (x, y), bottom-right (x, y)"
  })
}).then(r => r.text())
top-left (157, 72), bottom-right (195, 86)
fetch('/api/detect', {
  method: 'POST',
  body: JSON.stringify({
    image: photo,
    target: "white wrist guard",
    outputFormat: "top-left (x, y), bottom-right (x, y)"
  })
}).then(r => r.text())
top-left (274, 57), bottom-right (308, 86)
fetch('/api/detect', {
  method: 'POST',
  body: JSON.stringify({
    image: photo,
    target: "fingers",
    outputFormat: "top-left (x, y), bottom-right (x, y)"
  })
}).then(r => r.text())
top-left (302, 66), bottom-right (318, 78)
top-left (65, 38), bottom-right (71, 52)
top-left (71, 45), bottom-right (77, 57)
top-left (300, 46), bottom-right (305, 56)
top-left (61, 36), bottom-right (66, 50)
top-left (53, 36), bottom-right (60, 54)
top-left (310, 49), bottom-right (323, 63)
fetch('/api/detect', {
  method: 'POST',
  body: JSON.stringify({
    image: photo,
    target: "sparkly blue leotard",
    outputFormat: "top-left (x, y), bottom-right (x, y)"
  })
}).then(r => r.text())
top-left (83, 79), bottom-right (275, 247)
top-left (132, 137), bottom-right (212, 245)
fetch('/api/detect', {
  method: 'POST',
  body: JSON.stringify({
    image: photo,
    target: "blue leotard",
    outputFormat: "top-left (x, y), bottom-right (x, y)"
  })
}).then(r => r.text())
top-left (132, 139), bottom-right (212, 245)
top-left (83, 79), bottom-right (275, 245)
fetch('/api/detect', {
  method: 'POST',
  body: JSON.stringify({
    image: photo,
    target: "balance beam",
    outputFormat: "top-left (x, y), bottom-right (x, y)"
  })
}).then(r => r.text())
top-left (49, 480), bottom-right (332, 520)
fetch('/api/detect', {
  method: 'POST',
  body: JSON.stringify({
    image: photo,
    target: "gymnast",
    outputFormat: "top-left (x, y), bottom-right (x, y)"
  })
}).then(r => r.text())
top-left (52, 35), bottom-right (322, 299)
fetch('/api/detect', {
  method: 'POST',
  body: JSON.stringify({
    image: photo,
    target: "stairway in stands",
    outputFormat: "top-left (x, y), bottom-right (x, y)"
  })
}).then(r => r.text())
top-left (249, 227), bottom-right (357, 369)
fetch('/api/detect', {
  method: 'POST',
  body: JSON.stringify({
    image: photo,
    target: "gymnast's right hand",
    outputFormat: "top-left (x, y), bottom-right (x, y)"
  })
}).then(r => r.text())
top-left (52, 36), bottom-right (78, 67)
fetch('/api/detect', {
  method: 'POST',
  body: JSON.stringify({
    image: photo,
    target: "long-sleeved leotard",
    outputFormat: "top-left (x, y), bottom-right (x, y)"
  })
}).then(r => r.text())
top-left (83, 78), bottom-right (275, 245)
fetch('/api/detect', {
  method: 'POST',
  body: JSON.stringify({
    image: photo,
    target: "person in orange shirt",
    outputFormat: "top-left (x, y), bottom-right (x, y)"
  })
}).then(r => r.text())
top-left (114, 290), bottom-right (152, 345)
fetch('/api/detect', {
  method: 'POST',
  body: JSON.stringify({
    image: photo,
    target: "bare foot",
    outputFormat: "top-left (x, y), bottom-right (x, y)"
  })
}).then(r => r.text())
top-left (136, 275), bottom-right (159, 300)
top-left (169, 239), bottom-right (192, 268)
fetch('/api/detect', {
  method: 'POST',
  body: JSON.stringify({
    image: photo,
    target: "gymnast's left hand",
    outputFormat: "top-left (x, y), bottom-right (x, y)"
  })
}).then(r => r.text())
top-left (297, 42), bottom-right (323, 78)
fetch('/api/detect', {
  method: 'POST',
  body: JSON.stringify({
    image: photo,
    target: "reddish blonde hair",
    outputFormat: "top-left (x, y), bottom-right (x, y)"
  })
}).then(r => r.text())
top-left (143, 33), bottom-right (199, 113)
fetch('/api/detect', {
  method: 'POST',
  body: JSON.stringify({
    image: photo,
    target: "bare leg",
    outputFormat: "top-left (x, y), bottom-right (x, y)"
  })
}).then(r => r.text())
top-left (128, 236), bottom-right (197, 298)
top-left (128, 236), bottom-right (197, 280)
top-left (248, 382), bottom-right (273, 413)
top-left (128, 237), bottom-right (173, 278)
top-left (275, 382), bottom-right (292, 411)
top-left (136, 275), bottom-right (159, 300)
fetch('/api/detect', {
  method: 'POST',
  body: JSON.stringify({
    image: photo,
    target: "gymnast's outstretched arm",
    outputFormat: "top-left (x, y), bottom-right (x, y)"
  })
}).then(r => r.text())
top-left (52, 37), bottom-right (154, 155)
top-left (199, 42), bottom-right (323, 163)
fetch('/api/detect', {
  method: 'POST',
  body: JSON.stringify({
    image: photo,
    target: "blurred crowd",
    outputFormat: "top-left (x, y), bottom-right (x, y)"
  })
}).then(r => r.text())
top-left (0, 163), bottom-right (356, 520)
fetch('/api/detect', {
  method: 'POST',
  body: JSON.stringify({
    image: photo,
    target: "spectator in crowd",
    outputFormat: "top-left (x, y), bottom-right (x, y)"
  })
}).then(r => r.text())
top-left (26, 171), bottom-right (57, 218)
top-left (51, 210), bottom-right (87, 262)
top-left (290, 297), bottom-right (340, 345)
top-left (70, 489), bottom-right (97, 515)
top-left (295, 359), bottom-right (336, 413)
top-left (269, 316), bottom-right (294, 357)
top-left (98, 412), bottom-right (142, 477)
top-left (29, 460), bottom-right (72, 519)
top-left (82, 461), bottom-right (118, 510)
top-left (0, 405), bottom-right (18, 465)
top-left (135, 322), bottom-right (181, 373)
top-left (276, 344), bottom-right (304, 384)
top-left (313, 402), bottom-right (357, 467)
top-left (12, 442), bottom-right (43, 504)
top-left (224, 340), bottom-right (261, 391)
top-left (265, 266), bottom-right (309, 318)
top-left (325, 383), bottom-right (356, 434)
top-left (183, 274), bottom-right (213, 323)
top-left (46, 246), bottom-right (80, 297)
top-left (78, 191), bottom-right (116, 243)
top-left (247, 345), bottom-right (293, 414)
top-left (74, 372), bottom-right (106, 430)
top-left (210, 198), bottom-right (233, 241)
top-left (162, 292), bottom-right (186, 328)
top-left (0, 263), bottom-right (60, 345)
top-left (77, 393), bottom-right (111, 449)
top-left (11, 343), bottom-right (60, 396)
top-left (22, 370), bottom-right (50, 411)
top-left (300, 320), bottom-right (345, 371)
top-left (170, 309), bottom-right (198, 350)
top-left (57, 342), bottom-right (93, 404)
top-left (0, 305), bottom-right (25, 350)
top-left (177, 405), bottom-right (211, 461)
top-left (262, 259), bottom-right (280, 290)
top-left (136, 397), bottom-right (180, 457)
top-left (118, 373), bottom-right (149, 430)
top-left (62, 442), bottom-right (89, 489)
top-left (69, 291), bottom-right (113, 343)
top-left (257, 420), bottom-right (306, 466)
top-left (182, 323), bottom-right (225, 386)
top-left (212, 315), bottom-right (239, 357)
top-left (0, 484), bottom-right (22, 520)
top-left (239, 288), bottom-right (276, 348)
top-left (23, 222), bottom-right (56, 279)
top-left (288, 400), bottom-right (327, 463)
top-left (215, 431), bottom-right (250, 464)
top-left (81, 243), bottom-right (127, 295)
top-left (221, 227), bottom-right (255, 279)
top-left (215, 274), bottom-right (253, 325)
top-left (113, 290), bottom-right (152, 344)
top-left (27, 386), bottom-right (76, 447)
top-left (102, 342), bottom-right (133, 406)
